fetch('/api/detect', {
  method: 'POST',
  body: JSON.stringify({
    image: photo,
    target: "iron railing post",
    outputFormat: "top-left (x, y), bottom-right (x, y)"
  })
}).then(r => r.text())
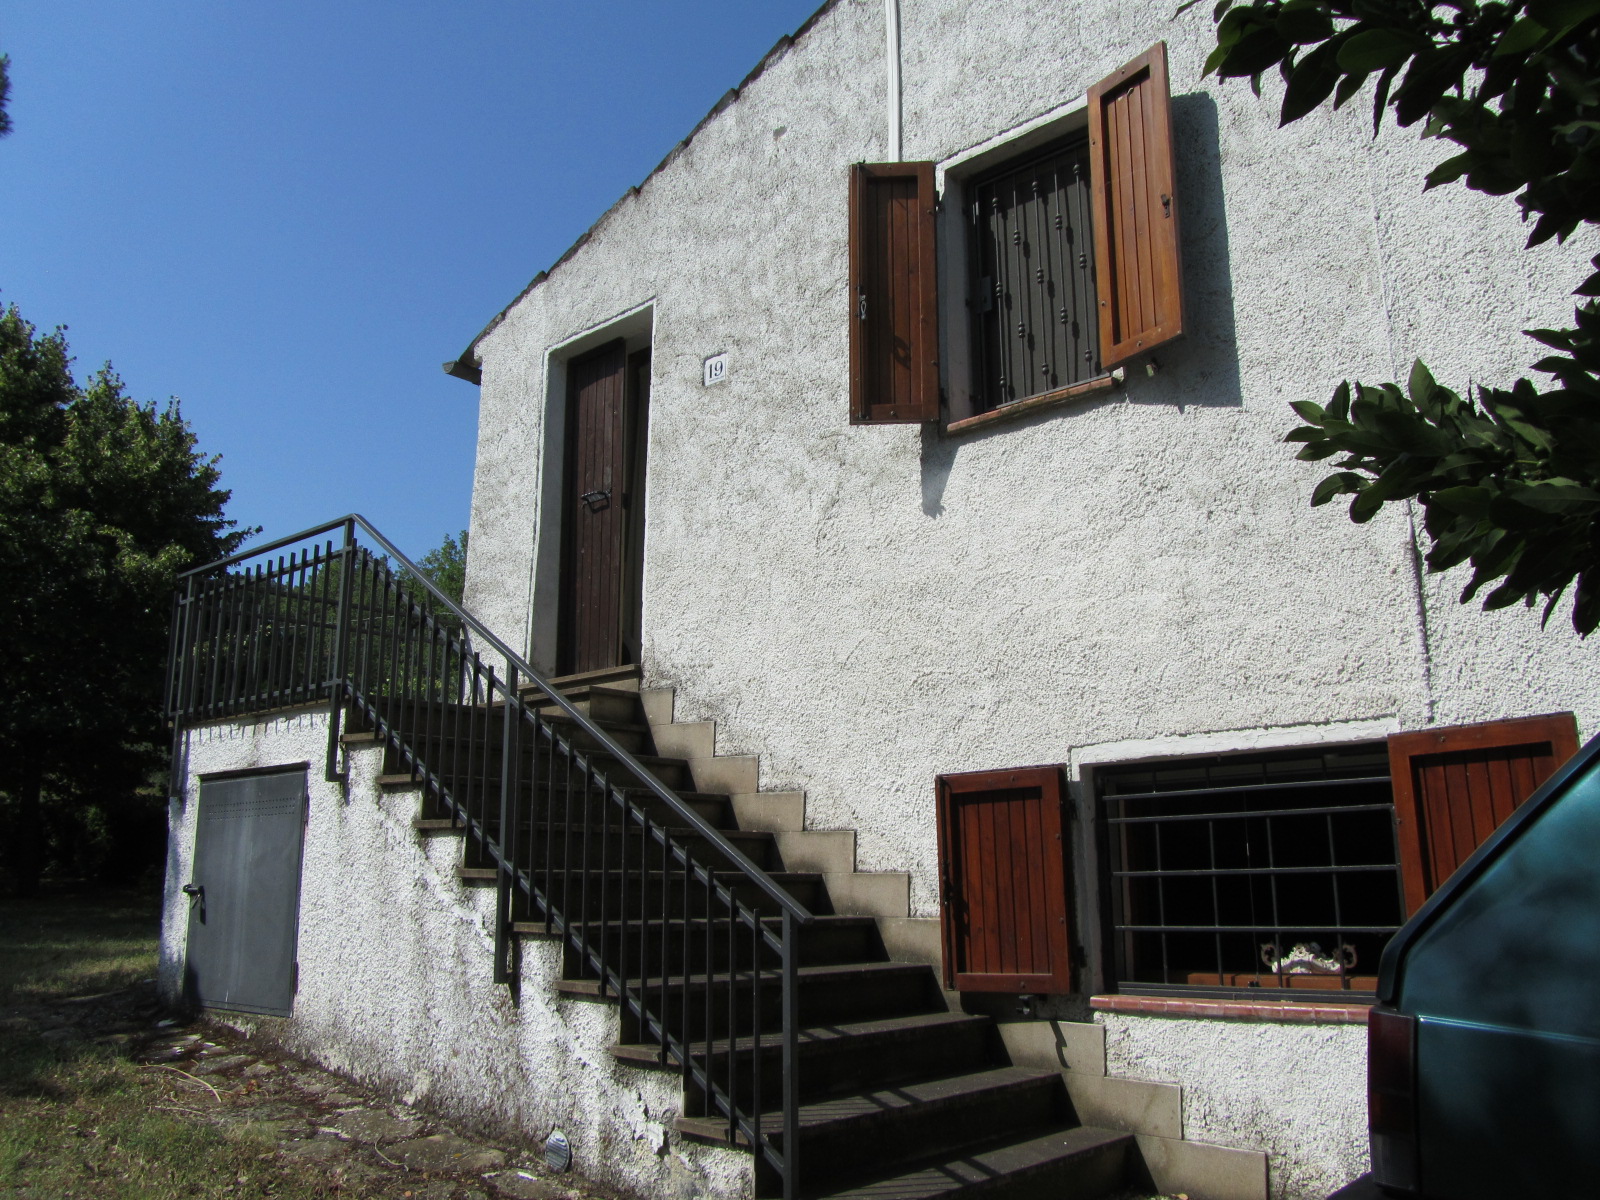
top-left (325, 518), bottom-right (355, 784)
top-left (166, 574), bottom-right (195, 805)
top-left (782, 908), bottom-right (799, 1200)
top-left (494, 664), bottom-right (518, 985)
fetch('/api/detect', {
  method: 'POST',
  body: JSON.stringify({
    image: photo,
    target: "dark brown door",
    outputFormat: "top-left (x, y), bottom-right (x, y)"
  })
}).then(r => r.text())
top-left (1389, 713), bottom-right (1579, 915)
top-left (559, 340), bottom-right (630, 675)
top-left (936, 766), bottom-right (1073, 993)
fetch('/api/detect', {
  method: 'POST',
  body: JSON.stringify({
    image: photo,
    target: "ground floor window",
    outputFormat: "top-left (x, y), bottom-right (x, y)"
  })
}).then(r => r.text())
top-left (1096, 743), bottom-right (1402, 998)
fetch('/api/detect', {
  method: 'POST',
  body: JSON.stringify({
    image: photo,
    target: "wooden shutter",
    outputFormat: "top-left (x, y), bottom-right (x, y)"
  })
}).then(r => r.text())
top-left (1388, 713), bottom-right (1579, 914)
top-left (936, 766), bottom-right (1073, 994)
top-left (1087, 42), bottom-right (1184, 370)
top-left (848, 161), bottom-right (939, 424)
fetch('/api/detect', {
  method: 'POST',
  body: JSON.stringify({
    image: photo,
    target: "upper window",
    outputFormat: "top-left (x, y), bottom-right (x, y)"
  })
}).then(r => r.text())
top-left (847, 42), bottom-right (1185, 427)
top-left (966, 134), bottom-right (1100, 411)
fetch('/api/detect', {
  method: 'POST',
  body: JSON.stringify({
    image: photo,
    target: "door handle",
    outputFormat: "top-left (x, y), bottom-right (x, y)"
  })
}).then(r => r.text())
top-left (580, 489), bottom-right (611, 511)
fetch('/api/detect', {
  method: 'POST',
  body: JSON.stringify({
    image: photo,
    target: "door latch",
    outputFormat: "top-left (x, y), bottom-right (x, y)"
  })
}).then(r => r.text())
top-left (580, 489), bottom-right (611, 511)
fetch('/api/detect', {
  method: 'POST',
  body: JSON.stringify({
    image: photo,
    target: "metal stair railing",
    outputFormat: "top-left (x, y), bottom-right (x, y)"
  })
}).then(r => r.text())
top-left (166, 515), bottom-right (813, 1198)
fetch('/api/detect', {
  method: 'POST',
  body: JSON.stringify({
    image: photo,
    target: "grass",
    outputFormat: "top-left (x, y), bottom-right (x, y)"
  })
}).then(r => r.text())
top-left (0, 884), bottom-right (399, 1199)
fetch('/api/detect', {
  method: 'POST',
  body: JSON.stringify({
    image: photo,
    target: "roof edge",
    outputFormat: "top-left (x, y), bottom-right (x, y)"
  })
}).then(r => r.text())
top-left (442, 0), bottom-right (842, 385)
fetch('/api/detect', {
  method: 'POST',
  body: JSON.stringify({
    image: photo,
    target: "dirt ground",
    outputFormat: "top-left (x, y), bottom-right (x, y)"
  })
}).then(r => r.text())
top-left (0, 887), bottom-right (633, 1200)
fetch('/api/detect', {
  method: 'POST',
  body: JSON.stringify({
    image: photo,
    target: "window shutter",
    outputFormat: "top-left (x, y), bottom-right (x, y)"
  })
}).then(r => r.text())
top-left (1087, 42), bottom-right (1184, 370)
top-left (1388, 713), bottom-right (1579, 915)
top-left (935, 766), bottom-right (1073, 994)
top-left (848, 162), bottom-right (940, 424)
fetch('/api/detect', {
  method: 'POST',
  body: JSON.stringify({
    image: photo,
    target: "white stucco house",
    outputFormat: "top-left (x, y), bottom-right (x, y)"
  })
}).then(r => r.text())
top-left (160, 3), bottom-right (1597, 1199)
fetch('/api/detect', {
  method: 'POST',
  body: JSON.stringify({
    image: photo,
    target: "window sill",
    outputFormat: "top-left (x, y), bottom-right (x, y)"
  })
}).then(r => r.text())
top-left (1090, 994), bottom-right (1372, 1025)
top-left (944, 372), bottom-right (1122, 436)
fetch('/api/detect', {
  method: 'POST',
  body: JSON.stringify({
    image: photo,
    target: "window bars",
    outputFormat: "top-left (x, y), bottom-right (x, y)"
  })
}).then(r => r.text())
top-left (1098, 744), bottom-right (1405, 999)
top-left (165, 516), bottom-right (811, 1199)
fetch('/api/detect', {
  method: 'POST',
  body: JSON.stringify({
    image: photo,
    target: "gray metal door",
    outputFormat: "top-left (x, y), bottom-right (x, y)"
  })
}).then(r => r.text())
top-left (184, 768), bottom-right (308, 1016)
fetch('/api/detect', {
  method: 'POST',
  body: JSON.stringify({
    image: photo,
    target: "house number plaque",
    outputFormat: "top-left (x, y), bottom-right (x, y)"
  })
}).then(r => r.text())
top-left (703, 352), bottom-right (729, 386)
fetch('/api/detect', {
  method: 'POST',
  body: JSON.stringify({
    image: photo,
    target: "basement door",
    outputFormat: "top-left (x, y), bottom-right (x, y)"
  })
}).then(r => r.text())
top-left (183, 768), bottom-right (308, 1016)
top-left (558, 340), bottom-right (650, 675)
top-left (936, 767), bottom-right (1074, 993)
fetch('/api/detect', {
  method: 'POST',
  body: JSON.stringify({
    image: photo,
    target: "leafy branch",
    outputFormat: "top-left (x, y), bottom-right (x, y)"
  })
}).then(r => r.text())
top-left (1181, 0), bottom-right (1600, 631)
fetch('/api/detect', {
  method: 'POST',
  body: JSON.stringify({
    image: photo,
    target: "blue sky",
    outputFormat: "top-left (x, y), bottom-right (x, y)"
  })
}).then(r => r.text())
top-left (1, 1), bottom-right (823, 561)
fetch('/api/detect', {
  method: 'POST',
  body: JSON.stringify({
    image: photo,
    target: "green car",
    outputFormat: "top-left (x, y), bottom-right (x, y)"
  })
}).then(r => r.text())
top-left (1369, 732), bottom-right (1600, 1196)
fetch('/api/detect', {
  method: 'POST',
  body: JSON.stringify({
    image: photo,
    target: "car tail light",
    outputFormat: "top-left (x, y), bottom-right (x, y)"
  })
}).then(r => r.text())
top-left (1369, 1005), bottom-right (1420, 1194)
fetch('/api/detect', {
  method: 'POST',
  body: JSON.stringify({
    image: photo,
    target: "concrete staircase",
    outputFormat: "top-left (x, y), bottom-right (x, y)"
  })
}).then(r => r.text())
top-left (368, 663), bottom-right (1261, 1199)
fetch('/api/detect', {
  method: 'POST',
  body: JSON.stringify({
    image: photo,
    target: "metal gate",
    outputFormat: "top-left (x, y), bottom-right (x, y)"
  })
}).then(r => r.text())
top-left (184, 767), bottom-right (308, 1016)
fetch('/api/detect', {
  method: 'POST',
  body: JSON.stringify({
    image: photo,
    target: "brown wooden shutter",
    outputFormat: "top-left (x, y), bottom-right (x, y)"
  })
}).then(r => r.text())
top-left (1087, 42), bottom-right (1184, 370)
top-left (1388, 713), bottom-right (1579, 914)
top-left (936, 766), bottom-right (1073, 994)
top-left (848, 161), bottom-right (940, 424)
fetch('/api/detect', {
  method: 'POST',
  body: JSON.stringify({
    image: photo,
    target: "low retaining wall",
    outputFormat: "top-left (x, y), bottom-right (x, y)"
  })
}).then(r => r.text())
top-left (1094, 998), bottom-right (1370, 1200)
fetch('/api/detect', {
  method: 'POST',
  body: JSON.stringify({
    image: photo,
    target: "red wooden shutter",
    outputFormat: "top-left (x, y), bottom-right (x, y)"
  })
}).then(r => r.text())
top-left (1388, 713), bottom-right (1579, 914)
top-left (935, 766), bottom-right (1073, 994)
top-left (1087, 42), bottom-right (1184, 370)
top-left (848, 162), bottom-right (940, 424)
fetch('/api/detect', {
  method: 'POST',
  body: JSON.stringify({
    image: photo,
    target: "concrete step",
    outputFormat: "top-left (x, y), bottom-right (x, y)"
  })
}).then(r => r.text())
top-left (393, 750), bottom-right (697, 793)
top-left (523, 683), bottom-right (641, 724)
top-left (555, 960), bottom-right (943, 1031)
top-left (808, 1123), bottom-right (1132, 1200)
top-left (678, 1067), bottom-right (1067, 1194)
top-left (546, 664), bottom-right (642, 693)
top-left (613, 1010), bottom-right (993, 1108)
top-left (462, 822), bottom-right (781, 873)
top-left (546, 914), bottom-right (881, 976)
top-left (509, 869), bottom-right (831, 919)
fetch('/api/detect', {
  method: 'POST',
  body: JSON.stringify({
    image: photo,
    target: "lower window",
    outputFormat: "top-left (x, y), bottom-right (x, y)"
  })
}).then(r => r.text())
top-left (1097, 744), bottom-right (1402, 998)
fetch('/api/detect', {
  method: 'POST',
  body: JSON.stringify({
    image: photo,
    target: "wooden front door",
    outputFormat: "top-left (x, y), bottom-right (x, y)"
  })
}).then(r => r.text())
top-left (1389, 713), bottom-right (1579, 915)
top-left (936, 767), bottom-right (1073, 993)
top-left (559, 340), bottom-right (648, 675)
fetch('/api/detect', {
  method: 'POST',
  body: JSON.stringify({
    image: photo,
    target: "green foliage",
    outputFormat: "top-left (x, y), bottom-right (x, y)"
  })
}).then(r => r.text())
top-left (415, 528), bottom-right (468, 608)
top-left (0, 306), bottom-right (248, 894)
top-left (0, 53), bottom-right (11, 139)
top-left (1182, 0), bottom-right (1600, 632)
top-left (1183, 0), bottom-right (1600, 247)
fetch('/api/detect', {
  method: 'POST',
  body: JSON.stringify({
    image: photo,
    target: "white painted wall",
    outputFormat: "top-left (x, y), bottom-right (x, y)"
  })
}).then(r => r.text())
top-left (159, 712), bottom-right (749, 1200)
top-left (445, 4), bottom-right (1600, 1195)
top-left (461, 0), bottom-right (1599, 926)
top-left (1100, 1011), bottom-right (1369, 1200)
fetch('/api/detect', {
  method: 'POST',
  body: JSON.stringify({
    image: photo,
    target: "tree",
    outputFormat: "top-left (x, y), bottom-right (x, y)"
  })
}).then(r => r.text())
top-left (0, 306), bottom-right (248, 895)
top-left (1185, 0), bottom-right (1600, 632)
top-left (0, 53), bottom-right (12, 138)
top-left (416, 528), bottom-right (468, 608)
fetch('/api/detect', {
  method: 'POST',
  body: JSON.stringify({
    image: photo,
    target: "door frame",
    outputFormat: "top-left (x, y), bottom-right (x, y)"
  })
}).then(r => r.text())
top-left (527, 305), bottom-right (654, 675)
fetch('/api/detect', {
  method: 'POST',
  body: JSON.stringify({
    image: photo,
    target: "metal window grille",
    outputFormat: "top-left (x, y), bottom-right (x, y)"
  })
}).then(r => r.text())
top-left (968, 134), bottom-right (1101, 412)
top-left (1097, 744), bottom-right (1405, 1000)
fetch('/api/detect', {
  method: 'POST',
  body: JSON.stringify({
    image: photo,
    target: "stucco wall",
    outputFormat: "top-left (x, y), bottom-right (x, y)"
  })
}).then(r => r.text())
top-left (461, 0), bottom-right (1599, 927)
top-left (160, 712), bottom-right (749, 1200)
top-left (1100, 1011), bottom-right (1368, 1200)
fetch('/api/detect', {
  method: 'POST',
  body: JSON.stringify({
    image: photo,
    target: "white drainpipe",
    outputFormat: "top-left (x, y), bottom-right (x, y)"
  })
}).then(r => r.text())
top-left (885, 0), bottom-right (903, 160)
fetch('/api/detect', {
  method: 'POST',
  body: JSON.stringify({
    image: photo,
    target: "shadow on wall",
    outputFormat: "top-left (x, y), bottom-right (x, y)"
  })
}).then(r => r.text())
top-left (919, 89), bottom-right (1241, 517)
top-left (1135, 90), bottom-right (1242, 411)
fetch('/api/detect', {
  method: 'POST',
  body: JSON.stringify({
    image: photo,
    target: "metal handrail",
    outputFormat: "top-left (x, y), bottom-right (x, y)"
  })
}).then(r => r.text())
top-left (178, 514), bottom-right (812, 923)
top-left (168, 515), bottom-right (814, 1197)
